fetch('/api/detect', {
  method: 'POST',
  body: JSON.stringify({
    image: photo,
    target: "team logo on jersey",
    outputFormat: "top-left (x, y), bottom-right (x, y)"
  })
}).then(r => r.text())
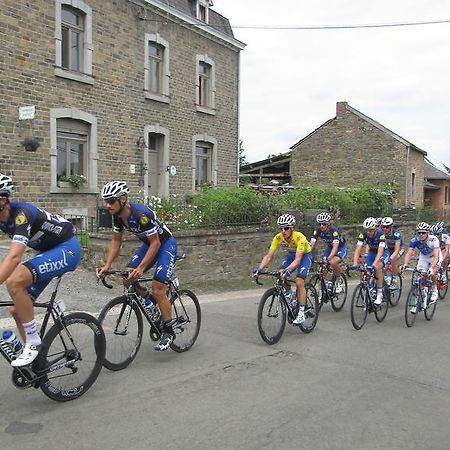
top-left (15, 213), bottom-right (27, 226)
top-left (140, 215), bottom-right (149, 225)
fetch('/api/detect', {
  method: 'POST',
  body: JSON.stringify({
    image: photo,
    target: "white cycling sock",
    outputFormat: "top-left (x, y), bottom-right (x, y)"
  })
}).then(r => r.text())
top-left (23, 319), bottom-right (41, 346)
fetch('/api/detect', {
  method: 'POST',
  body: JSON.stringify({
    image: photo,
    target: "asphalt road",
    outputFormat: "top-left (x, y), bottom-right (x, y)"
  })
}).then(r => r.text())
top-left (0, 265), bottom-right (450, 450)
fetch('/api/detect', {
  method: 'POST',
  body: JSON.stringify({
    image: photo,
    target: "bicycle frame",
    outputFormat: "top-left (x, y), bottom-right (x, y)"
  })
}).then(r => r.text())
top-left (255, 271), bottom-right (298, 318)
top-left (101, 271), bottom-right (188, 338)
top-left (0, 277), bottom-right (81, 383)
top-left (349, 266), bottom-right (377, 311)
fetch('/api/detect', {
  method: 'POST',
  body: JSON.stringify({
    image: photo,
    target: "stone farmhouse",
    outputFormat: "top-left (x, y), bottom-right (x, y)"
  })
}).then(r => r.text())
top-left (241, 102), bottom-right (449, 215)
top-left (1, 0), bottom-right (244, 221)
top-left (424, 160), bottom-right (450, 220)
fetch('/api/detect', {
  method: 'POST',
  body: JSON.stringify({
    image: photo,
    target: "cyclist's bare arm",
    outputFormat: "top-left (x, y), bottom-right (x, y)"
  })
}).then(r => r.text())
top-left (96, 231), bottom-right (123, 278)
top-left (0, 241), bottom-right (26, 284)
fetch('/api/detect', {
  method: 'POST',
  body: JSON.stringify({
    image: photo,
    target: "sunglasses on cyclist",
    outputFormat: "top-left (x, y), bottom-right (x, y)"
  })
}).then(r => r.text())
top-left (417, 231), bottom-right (428, 235)
top-left (105, 198), bottom-right (118, 205)
top-left (319, 223), bottom-right (328, 227)
top-left (381, 225), bottom-right (391, 228)
top-left (280, 227), bottom-right (293, 232)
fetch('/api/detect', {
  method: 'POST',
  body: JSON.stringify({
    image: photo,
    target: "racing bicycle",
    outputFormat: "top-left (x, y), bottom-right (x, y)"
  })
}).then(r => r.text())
top-left (348, 265), bottom-right (390, 330)
top-left (98, 255), bottom-right (201, 370)
top-left (309, 260), bottom-right (348, 311)
top-left (254, 271), bottom-right (319, 345)
top-left (404, 268), bottom-right (438, 327)
top-left (0, 275), bottom-right (106, 402)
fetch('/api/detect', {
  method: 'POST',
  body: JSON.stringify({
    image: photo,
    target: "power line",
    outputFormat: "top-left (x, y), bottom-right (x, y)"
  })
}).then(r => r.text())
top-left (231, 18), bottom-right (450, 30)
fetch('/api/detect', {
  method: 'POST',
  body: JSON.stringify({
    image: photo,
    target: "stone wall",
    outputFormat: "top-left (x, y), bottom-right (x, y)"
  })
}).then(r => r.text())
top-left (0, 0), bottom-right (241, 215)
top-left (86, 222), bottom-right (418, 282)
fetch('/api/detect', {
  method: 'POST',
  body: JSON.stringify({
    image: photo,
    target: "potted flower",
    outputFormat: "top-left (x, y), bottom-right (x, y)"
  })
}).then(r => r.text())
top-left (57, 174), bottom-right (87, 189)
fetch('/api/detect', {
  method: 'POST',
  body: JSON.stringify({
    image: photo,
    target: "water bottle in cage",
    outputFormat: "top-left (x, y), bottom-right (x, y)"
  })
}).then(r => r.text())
top-left (144, 295), bottom-right (161, 322)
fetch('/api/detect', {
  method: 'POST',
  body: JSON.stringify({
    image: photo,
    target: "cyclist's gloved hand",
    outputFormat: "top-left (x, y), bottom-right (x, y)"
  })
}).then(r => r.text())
top-left (350, 264), bottom-right (359, 270)
top-left (282, 268), bottom-right (291, 278)
top-left (427, 267), bottom-right (435, 277)
top-left (252, 268), bottom-right (261, 277)
top-left (366, 265), bottom-right (374, 272)
top-left (400, 264), bottom-right (408, 273)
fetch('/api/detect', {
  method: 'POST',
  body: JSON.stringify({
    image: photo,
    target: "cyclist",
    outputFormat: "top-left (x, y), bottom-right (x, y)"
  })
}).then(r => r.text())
top-left (402, 222), bottom-right (441, 311)
top-left (352, 217), bottom-right (390, 305)
top-left (0, 174), bottom-right (82, 367)
top-left (380, 216), bottom-right (404, 287)
top-left (310, 212), bottom-right (347, 293)
top-left (96, 181), bottom-right (178, 352)
top-left (253, 214), bottom-right (313, 326)
top-left (431, 223), bottom-right (449, 283)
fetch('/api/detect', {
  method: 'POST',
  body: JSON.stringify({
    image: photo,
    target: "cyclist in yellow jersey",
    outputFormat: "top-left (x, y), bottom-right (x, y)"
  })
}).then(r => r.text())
top-left (253, 214), bottom-right (313, 325)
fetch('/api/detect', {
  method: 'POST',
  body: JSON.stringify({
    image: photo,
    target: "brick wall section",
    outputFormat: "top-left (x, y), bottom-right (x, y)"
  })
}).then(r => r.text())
top-left (291, 104), bottom-right (424, 207)
top-left (85, 222), bottom-right (418, 282)
top-left (0, 0), bottom-right (240, 215)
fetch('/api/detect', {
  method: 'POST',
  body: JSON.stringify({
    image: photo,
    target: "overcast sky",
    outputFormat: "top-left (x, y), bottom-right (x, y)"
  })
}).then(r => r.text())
top-left (213, 0), bottom-right (450, 169)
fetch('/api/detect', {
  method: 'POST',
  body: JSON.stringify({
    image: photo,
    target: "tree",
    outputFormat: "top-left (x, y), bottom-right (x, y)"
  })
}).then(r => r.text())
top-left (239, 140), bottom-right (247, 167)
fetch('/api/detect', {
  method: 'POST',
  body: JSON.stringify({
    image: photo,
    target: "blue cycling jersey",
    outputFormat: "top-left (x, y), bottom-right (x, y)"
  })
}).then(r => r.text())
top-left (384, 228), bottom-right (403, 253)
top-left (311, 225), bottom-right (346, 248)
top-left (0, 202), bottom-right (74, 251)
top-left (113, 203), bottom-right (172, 244)
top-left (408, 235), bottom-right (439, 256)
top-left (357, 229), bottom-right (386, 252)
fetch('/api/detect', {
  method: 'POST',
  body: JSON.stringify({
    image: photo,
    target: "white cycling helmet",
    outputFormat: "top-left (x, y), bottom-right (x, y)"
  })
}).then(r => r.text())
top-left (363, 217), bottom-right (377, 230)
top-left (381, 216), bottom-right (393, 226)
top-left (101, 181), bottom-right (129, 200)
top-left (277, 214), bottom-right (296, 228)
top-left (316, 212), bottom-right (332, 224)
top-left (0, 174), bottom-right (14, 196)
top-left (416, 222), bottom-right (430, 233)
top-left (430, 224), bottom-right (443, 235)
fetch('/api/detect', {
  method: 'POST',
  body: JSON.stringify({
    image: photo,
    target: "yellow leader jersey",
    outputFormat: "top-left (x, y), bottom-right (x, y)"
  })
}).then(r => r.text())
top-left (269, 230), bottom-right (312, 254)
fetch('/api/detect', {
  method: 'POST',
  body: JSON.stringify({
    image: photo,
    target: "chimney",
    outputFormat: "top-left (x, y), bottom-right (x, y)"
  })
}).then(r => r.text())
top-left (336, 101), bottom-right (348, 118)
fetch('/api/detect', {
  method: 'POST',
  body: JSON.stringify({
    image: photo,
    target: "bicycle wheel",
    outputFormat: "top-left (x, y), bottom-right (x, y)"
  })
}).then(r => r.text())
top-left (309, 274), bottom-right (325, 309)
top-left (331, 274), bottom-right (348, 312)
top-left (350, 285), bottom-right (368, 330)
top-left (437, 269), bottom-right (448, 299)
top-left (299, 284), bottom-right (319, 333)
top-left (257, 287), bottom-right (286, 345)
top-left (374, 285), bottom-right (389, 322)
top-left (389, 274), bottom-right (403, 307)
top-left (38, 312), bottom-right (106, 402)
top-left (405, 287), bottom-right (419, 327)
top-left (98, 295), bottom-right (143, 371)
top-left (424, 294), bottom-right (438, 320)
top-left (170, 289), bottom-right (201, 353)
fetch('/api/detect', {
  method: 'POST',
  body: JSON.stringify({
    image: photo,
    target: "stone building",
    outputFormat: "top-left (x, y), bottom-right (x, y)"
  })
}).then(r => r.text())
top-left (290, 102), bottom-right (427, 208)
top-left (424, 160), bottom-right (450, 221)
top-left (1, 0), bottom-right (244, 220)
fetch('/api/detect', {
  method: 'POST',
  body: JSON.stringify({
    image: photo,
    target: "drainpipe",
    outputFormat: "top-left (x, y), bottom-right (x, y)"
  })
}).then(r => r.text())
top-left (405, 145), bottom-right (410, 206)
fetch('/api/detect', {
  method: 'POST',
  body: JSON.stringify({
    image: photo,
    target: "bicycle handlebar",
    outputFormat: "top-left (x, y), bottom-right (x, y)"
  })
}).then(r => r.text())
top-left (252, 270), bottom-right (295, 286)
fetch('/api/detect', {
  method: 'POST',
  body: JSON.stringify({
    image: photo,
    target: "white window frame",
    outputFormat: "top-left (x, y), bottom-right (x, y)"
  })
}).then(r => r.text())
top-left (55, 0), bottom-right (94, 85)
top-left (144, 33), bottom-right (170, 104)
top-left (50, 108), bottom-right (98, 193)
top-left (195, 54), bottom-right (216, 115)
top-left (196, 0), bottom-right (210, 23)
top-left (192, 134), bottom-right (218, 191)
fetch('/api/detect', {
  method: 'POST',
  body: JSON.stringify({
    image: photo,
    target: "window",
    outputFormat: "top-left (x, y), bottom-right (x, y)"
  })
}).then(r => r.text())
top-left (145, 34), bottom-right (170, 103)
top-left (196, 0), bottom-right (210, 23)
top-left (411, 172), bottom-right (416, 203)
top-left (195, 143), bottom-right (212, 188)
top-left (50, 108), bottom-right (98, 193)
top-left (445, 186), bottom-right (450, 205)
top-left (192, 135), bottom-right (217, 191)
top-left (196, 55), bottom-right (216, 114)
top-left (57, 130), bottom-right (86, 179)
top-left (61, 7), bottom-right (84, 72)
top-left (55, 1), bottom-right (93, 84)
